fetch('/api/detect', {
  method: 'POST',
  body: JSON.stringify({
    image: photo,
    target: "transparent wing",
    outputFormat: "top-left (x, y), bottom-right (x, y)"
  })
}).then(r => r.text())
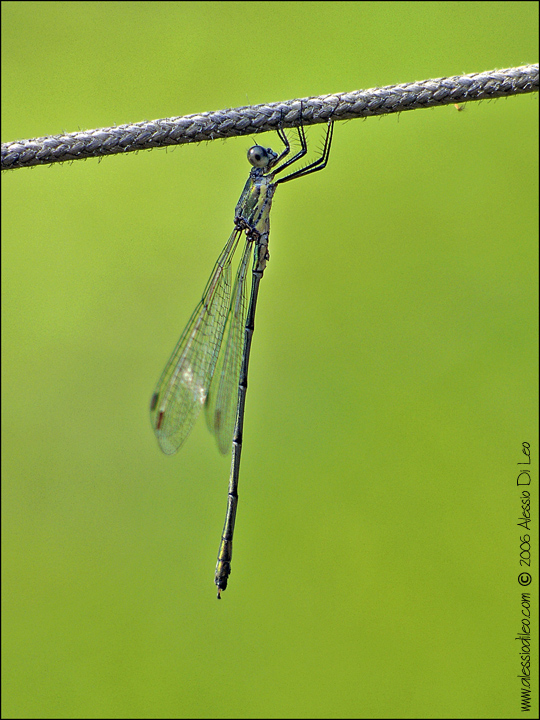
top-left (205, 238), bottom-right (253, 454)
top-left (150, 229), bottom-right (242, 455)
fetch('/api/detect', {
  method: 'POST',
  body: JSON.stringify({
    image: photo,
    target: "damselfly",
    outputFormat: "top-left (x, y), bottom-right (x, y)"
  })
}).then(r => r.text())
top-left (150, 119), bottom-right (334, 597)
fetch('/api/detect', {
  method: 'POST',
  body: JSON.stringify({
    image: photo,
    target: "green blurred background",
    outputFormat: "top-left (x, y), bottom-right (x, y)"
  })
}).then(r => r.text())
top-left (2, 2), bottom-right (538, 717)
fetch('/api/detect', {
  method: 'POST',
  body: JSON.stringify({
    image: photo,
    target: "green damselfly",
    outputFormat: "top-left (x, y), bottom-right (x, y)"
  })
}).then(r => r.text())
top-left (150, 119), bottom-right (334, 597)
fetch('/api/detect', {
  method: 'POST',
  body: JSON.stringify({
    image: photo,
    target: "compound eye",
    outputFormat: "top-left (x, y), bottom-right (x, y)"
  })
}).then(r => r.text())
top-left (247, 145), bottom-right (271, 168)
